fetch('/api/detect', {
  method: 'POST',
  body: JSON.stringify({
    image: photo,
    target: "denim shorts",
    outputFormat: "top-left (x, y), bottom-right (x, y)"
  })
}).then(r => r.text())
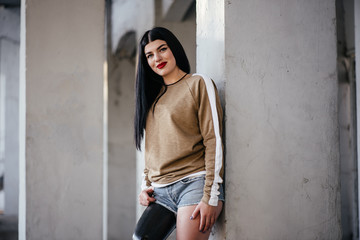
top-left (153, 175), bottom-right (225, 214)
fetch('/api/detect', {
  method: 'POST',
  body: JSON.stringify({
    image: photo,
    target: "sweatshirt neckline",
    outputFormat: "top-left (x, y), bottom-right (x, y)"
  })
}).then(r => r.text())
top-left (165, 73), bottom-right (192, 86)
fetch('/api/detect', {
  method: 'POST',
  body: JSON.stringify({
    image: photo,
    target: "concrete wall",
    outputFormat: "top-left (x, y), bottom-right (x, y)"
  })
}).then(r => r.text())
top-left (0, 7), bottom-right (20, 216)
top-left (107, 48), bottom-right (137, 239)
top-left (107, 57), bottom-right (136, 240)
top-left (223, 0), bottom-right (340, 239)
top-left (198, 0), bottom-right (341, 239)
top-left (20, 1), bottom-right (106, 239)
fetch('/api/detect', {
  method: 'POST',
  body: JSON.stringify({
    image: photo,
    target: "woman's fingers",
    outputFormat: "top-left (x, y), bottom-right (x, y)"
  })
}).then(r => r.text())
top-left (192, 202), bottom-right (218, 232)
top-left (140, 195), bottom-right (155, 206)
top-left (138, 187), bottom-right (156, 206)
top-left (203, 214), bottom-right (214, 233)
top-left (199, 214), bottom-right (205, 232)
top-left (148, 196), bottom-right (156, 203)
top-left (138, 192), bottom-right (148, 206)
top-left (145, 187), bottom-right (154, 194)
top-left (206, 215), bottom-right (215, 232)
top-left (191, 204), bottom-right (200, 220)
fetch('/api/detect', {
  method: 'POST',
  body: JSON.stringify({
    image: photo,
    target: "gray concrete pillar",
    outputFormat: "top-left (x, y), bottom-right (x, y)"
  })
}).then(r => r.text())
top-left (19, 0), bottom-right (106, 239)
top-left (225, 1), bottom-right (340, 239)
top-left (107, 52), bottom-right (137, 239)
top-left (198, 0), bottom-right (341, 239)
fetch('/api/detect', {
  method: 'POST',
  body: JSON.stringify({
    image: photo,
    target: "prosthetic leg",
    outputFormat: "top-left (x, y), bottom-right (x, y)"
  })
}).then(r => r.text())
top-left (133, 203), bottom-right (176, 240)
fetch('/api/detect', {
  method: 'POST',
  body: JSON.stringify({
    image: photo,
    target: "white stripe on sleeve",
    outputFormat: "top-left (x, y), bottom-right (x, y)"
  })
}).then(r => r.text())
top-left (194, 74), bottom-right (223, 206)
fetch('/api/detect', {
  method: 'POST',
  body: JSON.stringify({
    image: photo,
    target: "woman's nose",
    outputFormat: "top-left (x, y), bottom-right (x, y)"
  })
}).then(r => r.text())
top-left (154, 53), bottom-right (162, 62)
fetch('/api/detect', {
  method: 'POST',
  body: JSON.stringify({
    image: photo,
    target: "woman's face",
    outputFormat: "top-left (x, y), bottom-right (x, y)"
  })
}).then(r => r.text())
top-left (144, 39), bottom-right (178, 78)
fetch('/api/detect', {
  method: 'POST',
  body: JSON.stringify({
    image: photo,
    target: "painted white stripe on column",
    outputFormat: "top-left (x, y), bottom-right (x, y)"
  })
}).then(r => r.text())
top-left (194, 74), bottom-right (223, 206)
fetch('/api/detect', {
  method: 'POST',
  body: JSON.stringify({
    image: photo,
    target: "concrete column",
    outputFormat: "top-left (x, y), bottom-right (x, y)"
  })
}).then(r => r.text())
top-left (224, 0), bottom-right (340, 239)
top-left (196, 0), bottom-right (224, 89)
top-left (19, 1), bottom-right (106, 239)
top-left (198, 0), bottom-right (341, 239)
top-left (107, 58), bottom-right (136, 239)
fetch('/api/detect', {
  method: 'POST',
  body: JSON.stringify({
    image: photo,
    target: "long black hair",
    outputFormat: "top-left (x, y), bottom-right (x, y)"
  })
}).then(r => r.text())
top-left (134, 27), bottom-right (190, 150)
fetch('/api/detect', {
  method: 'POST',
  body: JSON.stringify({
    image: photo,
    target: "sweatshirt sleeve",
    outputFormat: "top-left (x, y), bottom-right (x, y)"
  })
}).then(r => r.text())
top-left (196, 75), bottom-right (224, 206)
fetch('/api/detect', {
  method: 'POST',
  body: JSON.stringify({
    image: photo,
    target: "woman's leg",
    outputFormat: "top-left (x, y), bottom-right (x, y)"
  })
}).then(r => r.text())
top-left (133, 203), bottom-right (176, 240)
top-left (176, 201), bottom-right (223, 240)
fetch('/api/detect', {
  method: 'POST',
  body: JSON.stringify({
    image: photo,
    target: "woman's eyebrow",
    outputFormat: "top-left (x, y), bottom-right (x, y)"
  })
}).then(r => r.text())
top-left (157, 44), bottom-right (167, 50)
top-left (145, 44), bottom-right (167, 55)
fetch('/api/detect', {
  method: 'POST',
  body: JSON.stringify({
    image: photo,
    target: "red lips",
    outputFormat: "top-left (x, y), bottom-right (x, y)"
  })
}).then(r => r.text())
top-left (157, 62), bottom-right (167, 69)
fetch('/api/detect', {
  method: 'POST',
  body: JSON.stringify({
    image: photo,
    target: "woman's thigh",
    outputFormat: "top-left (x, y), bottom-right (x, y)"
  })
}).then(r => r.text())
top-left (176, 201), bottom-right (223, 240)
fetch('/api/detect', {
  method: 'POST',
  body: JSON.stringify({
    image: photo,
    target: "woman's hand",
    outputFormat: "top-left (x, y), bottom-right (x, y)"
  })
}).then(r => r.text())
top-left (138, 187), bottom-right (156, 206)
top-left (190, 201), bottom-right (218, 232)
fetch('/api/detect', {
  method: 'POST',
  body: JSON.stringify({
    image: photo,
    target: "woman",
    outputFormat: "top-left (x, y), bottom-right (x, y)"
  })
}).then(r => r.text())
top-left (133, 27), bottom-right (224, 240)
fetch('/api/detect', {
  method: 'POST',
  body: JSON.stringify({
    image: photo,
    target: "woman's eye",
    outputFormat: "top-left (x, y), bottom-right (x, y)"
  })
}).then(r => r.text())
top-left (160, 47), bottom-right (167, 52)
top-left (146, 54), bottom-right (153, 59)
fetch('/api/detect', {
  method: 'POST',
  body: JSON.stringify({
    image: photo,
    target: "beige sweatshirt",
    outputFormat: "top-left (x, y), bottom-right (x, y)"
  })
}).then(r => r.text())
top-left (144, 74), bottom-right (224, 206)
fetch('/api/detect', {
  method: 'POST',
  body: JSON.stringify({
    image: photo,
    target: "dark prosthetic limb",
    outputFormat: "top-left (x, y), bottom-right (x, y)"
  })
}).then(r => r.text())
top-left (133, 203), bottom-right (176, 240)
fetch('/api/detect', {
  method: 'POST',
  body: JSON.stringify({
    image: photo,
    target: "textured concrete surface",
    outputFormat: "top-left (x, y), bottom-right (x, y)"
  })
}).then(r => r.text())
top-left (21, 0), bottom-right (105, 239)
top-left (224, 0), bottom-right (341, 239)
top-left (107, 53), bottom-right (137, 239)
top-left (198, 0), bottom-right (341, 239)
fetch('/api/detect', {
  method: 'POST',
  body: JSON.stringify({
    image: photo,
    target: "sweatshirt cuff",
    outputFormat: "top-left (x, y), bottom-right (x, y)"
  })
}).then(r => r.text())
top-left (201, 195), bottom-right (219, 206)
top-left (141, 173), bottom-right (151, 191)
